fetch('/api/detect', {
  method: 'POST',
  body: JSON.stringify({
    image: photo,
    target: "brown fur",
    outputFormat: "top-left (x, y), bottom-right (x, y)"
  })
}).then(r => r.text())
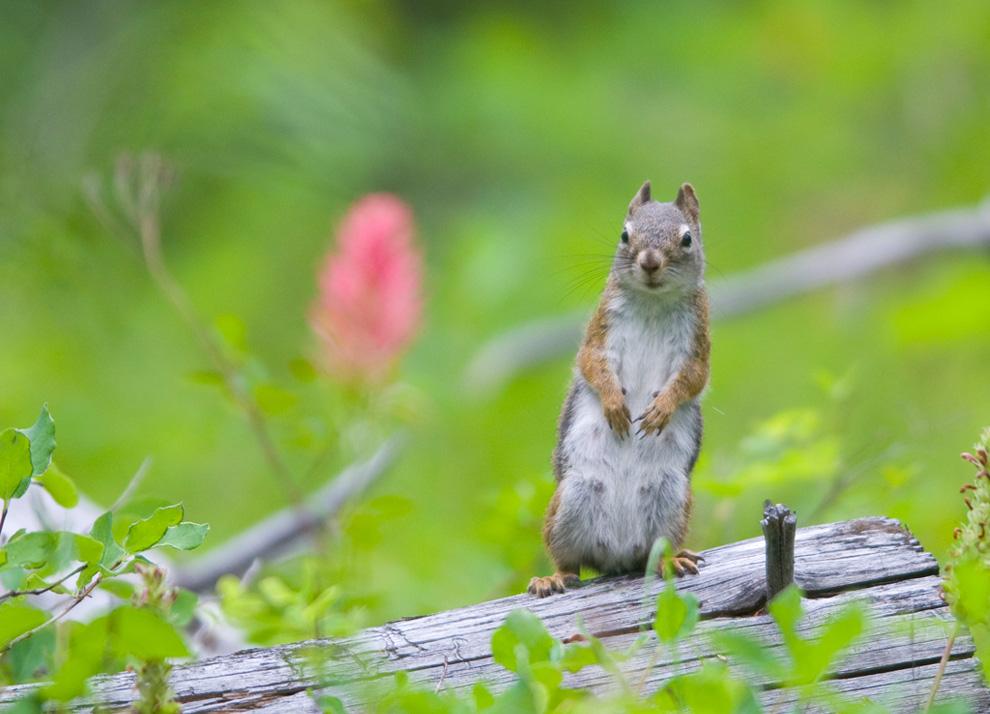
top-left (576, 297), bottom-right (631, 436)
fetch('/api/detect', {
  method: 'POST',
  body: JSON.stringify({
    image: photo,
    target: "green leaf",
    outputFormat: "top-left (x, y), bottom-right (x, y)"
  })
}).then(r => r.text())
top-left (560, 642), bottom-right (597, 673)
top-left (74, 534), bottom-right (103, 565)
top-left (491, 609), bottom-right (554, 672)
top-left (254, 383), bottom-right (298, 415)
top-left (108, 606), bottom-right (189, 658)
top-left (15, 405), bottom-right (56, 478)
top-left (99, 578), bottom-right (136, 601)
top-left (289, 357), bottom-right (317, 382)
top-left (674, 660), bottom-right (758, 714)
top-left (76, 563), bottom-right (101, 591)
top-left (768, 584), bottom-right (804, 640)
top-left (654, 585), bottom-right (687, 643)
top-left (0, 565), bottom-right (24, 589)
top-left (2, 532), bottom-right (56, 569)
top-left (473, 682), bottom-right (495, 709)
top-left (24, 572), bottom-right (69, 595)
top-left (527, 659), bottom-right (563, 691)
top-left (157, 522), bottom-right (210, 551)
top-left (5, 692), bottom-right (45, 714)
top-left (0, 602), bottom-right (47, 648)
top-left (654, 584), bottom-right (699, 644)
top-left (948, 556), bottom-right (990, 625)
top-left (713, 629), bottom-right (786, 681)
top-left (11, 476), bottom-right (31, 499)
top-left (0, 428), bottom-right (34, 501)
top-left (91, 511), bottom-right (125, 570)
top-left (169, 589), bottom-right (199, 627)
top-left (4, 629), bottom-right (55, 693)
top-left (216, 313), bottom-right (247, 352)
top-left (796, 603), bottom-right (866, 684)
top-left (42, 618), bottom-right (108, 701)
top-left (186, 369), bottom-right (226, 388)
top-left (37, 462), bottom-right (77, 508)
top-left (124, 504), bottom-right (184, 553)
top-left (315, 695), bottom-right (348, 714)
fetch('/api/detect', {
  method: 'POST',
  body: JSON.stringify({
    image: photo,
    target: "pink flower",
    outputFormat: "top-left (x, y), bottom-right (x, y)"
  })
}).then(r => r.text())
top-left (310, 194), bottom-right (424, 383)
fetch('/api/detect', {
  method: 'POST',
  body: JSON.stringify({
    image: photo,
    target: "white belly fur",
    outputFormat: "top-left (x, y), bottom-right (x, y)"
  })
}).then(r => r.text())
top-left (551, 294), bottom-right (701, 574)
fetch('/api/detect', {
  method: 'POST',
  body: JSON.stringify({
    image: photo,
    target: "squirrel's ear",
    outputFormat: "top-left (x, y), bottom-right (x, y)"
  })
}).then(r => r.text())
top-left (675, 183), bottom-right (700, 223)
top-left (628, 181), bottom-right (651, 215)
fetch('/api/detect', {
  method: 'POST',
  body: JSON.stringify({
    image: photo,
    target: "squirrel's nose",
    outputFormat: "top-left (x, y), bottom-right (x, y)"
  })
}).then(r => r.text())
top-left (638, 251), bottom-right (661, 274)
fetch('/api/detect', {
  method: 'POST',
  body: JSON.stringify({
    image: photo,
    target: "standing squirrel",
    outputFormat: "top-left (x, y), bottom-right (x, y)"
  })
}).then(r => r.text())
top-left (528, 181), bottom-right (710, 598)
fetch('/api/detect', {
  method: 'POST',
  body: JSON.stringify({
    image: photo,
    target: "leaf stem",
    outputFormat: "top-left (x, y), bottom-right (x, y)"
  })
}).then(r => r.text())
top-left (0, 501), bottom-right (8, 541)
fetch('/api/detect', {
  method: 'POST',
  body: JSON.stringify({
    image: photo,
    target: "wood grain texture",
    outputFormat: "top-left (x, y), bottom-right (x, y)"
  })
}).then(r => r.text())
top-left (3, 517), bottom-right (986, 713)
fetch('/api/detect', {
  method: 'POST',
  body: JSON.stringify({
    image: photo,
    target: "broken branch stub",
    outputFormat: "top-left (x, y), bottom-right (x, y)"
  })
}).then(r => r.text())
top-left (761, 500), bottom-right (797, 603)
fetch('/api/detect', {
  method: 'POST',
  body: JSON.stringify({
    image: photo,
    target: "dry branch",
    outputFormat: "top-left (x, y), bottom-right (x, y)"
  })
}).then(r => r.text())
top-left (171, 433), bottom-right (405, 593)
top-left (464, 198), bottom-right (990, 394)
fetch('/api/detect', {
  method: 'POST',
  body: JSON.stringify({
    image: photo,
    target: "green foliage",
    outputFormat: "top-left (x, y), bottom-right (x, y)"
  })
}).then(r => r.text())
top-left (0, 408), bottom-right (208, 708)
top-left (943, 428), bottom-right (990, 684)
top-left (1, 0), bottom-right (987, 630)
top-left (129, 564), bottom-right (186, 714)
top-left (219, 556), bottom-right (365, 646)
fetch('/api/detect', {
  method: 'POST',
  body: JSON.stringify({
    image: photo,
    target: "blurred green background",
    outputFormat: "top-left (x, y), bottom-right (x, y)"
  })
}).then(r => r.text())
top-left (2, 1), bottom-right (989, 625)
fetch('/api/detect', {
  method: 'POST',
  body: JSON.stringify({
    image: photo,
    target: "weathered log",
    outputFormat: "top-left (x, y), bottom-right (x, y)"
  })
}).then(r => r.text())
top-left (2, 517), bottom-right (987, 712)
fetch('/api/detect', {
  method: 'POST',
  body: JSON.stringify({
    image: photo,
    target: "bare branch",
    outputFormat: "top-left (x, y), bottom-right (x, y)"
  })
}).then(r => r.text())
top-left (171, 432), bottom-right (406, 593)
top-left (464, 198), bottom-right (990, 395)
top-left (709, 197), bottom-right (990, 318)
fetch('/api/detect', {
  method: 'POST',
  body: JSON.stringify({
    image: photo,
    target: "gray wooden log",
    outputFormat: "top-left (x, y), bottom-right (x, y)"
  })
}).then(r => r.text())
top-left (2, 517), bottom-right (987, 713)
top-left (761, 500), bottom-right (797, 603)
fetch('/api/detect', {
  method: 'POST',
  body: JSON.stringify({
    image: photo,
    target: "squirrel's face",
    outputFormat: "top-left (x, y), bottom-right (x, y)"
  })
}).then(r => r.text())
top-left (613, 182), bottom-right (704, 295)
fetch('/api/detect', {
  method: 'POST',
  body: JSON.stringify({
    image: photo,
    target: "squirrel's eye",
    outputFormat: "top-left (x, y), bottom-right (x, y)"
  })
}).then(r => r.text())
top-left (620, 229), bottom-right (629, 244)
top-left (681, 232), bottom-right (692, 248)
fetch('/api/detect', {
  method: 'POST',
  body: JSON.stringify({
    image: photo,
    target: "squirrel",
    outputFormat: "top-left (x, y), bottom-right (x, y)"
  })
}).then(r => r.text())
top-left (528, 181), bottom-right (710, 598)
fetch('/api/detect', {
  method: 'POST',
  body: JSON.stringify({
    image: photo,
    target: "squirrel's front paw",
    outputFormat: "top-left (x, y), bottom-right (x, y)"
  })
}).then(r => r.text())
top-left (636, 394), bottom-right (676, 436)
top-left (601, 390), bottom-right (632, 437)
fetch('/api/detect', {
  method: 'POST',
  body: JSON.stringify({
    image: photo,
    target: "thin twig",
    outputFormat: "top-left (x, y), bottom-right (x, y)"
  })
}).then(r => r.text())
top-left (924, 621), bottom-right (960, 713)
top-left (434, 655), bottom-right (449, 694)
top-left (0, 502), bottom-right (9, 542)
top-left (635, 641), bottom-right (662, 697)
top-left (0, 565), bottom-right (87, 603)
top-left (2, 572), bottom-right (105, 654)
top-left (90, 153), bottom-right (305, 506)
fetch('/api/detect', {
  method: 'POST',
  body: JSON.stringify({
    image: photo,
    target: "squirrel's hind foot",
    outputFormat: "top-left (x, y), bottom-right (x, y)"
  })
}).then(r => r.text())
top-left (527, 572), bottom-right (580, 598)
top-left (666, 549), bottom-right (704, 577)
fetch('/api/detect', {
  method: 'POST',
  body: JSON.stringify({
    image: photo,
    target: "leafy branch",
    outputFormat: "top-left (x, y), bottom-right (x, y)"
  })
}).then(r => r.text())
top-left (84, 153), bottom-right (305, 506)
top-left (2, 571), bottom-right (106, 656)
top-left (0, 407), bottom-right (209, 704)
top-left (0, 564), bottom-right (85, 603)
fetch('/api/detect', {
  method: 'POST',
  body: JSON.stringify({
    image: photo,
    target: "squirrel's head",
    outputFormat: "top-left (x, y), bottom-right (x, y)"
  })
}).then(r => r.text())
top-left (613, 181), bottom-right (704, 296)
